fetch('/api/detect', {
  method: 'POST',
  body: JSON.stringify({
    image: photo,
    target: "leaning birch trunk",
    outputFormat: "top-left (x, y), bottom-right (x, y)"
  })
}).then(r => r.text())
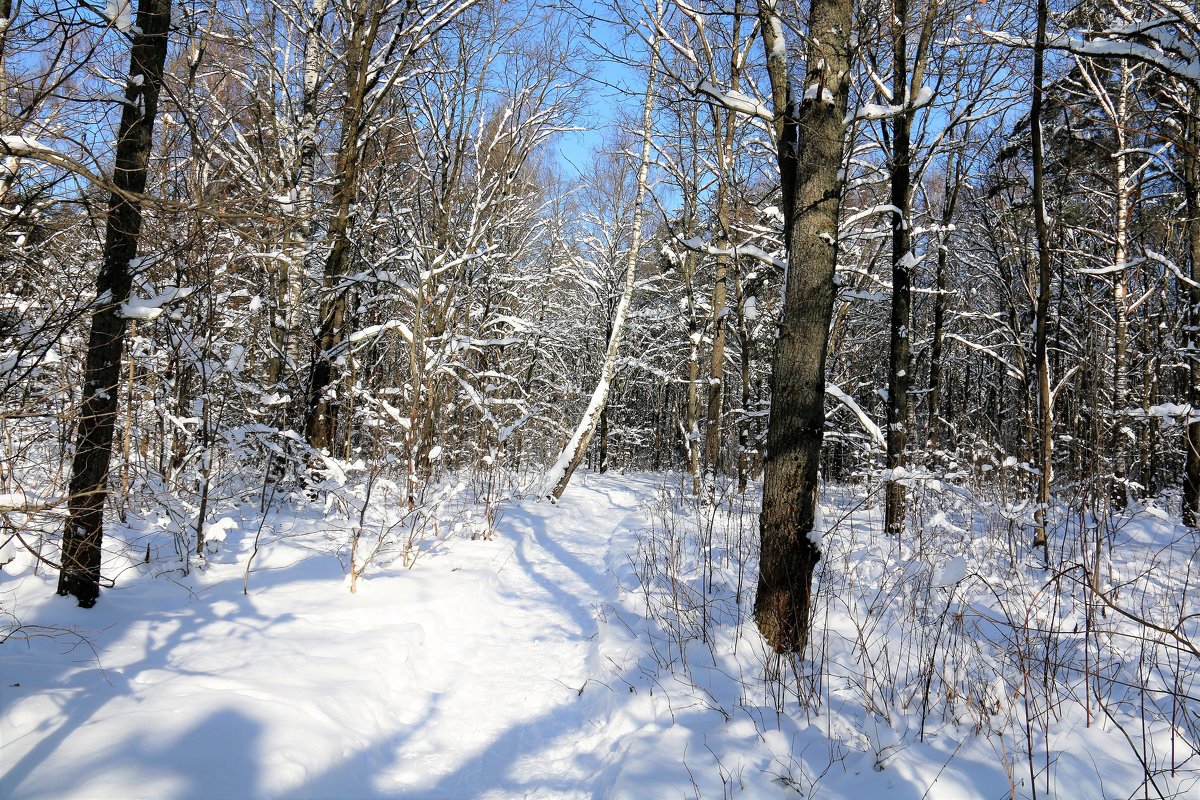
top-left (543, 17), bottom-right (659, 502)
top-left (753, 0), bottom-right (853, 654)
top-left (0, 0), bottom-right (16, 205)
top-left (57, 0), bottom-right (171, 606)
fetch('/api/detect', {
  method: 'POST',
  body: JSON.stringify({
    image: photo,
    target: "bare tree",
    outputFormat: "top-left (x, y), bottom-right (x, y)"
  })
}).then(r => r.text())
top-left (57, 0), bottom-right (173, 606)
top-left (753, 0), bottom-right (854, 653)
top-left (1030, 0), bottom-right (1054, 562)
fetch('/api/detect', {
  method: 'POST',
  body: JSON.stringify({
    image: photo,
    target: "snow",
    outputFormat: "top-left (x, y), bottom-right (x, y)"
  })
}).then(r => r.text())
top-left (803, 84), bottom-right (835, 105)
top-left (118, 286), bottom-right (194, 321)
top-left (1, 474), bottom-right (1195, 799)
top-left (0, 135), bottom-right (50, 156)
top-left (985, 26), bottom-right (1200, 84)
top-left (103, 0), bottom-right (134, 33)
top-left (932, 555), bottom-right (967, 587)
top-left (692, 80), bottom-right (771, 122)
top-left (678, 236), bottom-right (786, 271)
top-left (0, 491), bottom-right (56, 511)
top-left (845, 86), bottom-right (934, 124)
top-left (826, 381), bottom-right (884, 445)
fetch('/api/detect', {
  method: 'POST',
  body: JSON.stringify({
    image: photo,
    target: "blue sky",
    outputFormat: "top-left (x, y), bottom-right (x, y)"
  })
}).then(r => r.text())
top-left (551, 0), bottom-right (646, 177)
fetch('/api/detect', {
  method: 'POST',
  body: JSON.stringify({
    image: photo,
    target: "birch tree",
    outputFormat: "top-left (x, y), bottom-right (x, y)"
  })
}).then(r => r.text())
top-left (544, 0), bottom-right (662, 501)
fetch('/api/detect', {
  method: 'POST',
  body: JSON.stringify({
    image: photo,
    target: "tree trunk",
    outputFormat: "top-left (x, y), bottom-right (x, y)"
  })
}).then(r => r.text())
top-left (926, 148), bottom-right (958, 455)
top-left (735, 267), bottom-right (753, 493)
top-left (1180, 95), bottom-right (1200, 525)
top-left (753, 0), bottom-right (853, 654)
top-left (304, 0), bottom-right (371, 453)
top-left (703, 14), bottom-right (743, 484)
top-left (57, 0), bottom-right (171, 606)
top-left (0, 0), bottom-right (14, 204)
top-left (598, 404), bottom-right (609, 473)
top-left (885, 0), bottom-right (914, 535)
top-left (1109, 63), bottom-right (1132, 511)
top-left (1030, 0), bottom-right (1054, 561)
top-left (705, 255), bottom-right (728, 480)
top-left (272, 0), bottom-right (329, 403)
top-left (1176, 87), bottom-right (1200, 522)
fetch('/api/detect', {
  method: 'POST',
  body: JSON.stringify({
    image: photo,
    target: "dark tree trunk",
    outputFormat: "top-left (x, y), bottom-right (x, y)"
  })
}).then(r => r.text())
top-left (885, 0), bottom-right (914, 536)
top-left (927, 145), bottom-right (960, 456)
top-left (753, 0), bottom-right (852, 654)
top-left (598, 404), bottom-right (609, 473)
top-left (1183, 89), bottom-right (1200, 526)
top-left (304, 1), bottom-right (371, 453)
top-left (57, 0), bottom-right (172, 607)
top-left (735, 268), bottom-right (753, 493)
top-left (1030, 0), bottom-right (1054, 561)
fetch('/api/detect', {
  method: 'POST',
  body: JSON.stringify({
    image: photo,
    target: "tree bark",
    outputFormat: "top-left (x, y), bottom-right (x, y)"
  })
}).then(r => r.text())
top-left (57, 0), bottom-right (172, 606)
top-left (885, 0), bottom-right (914, 535)
top-left (0, 0), bottom-right (14, 204)
top-left (278, 0), bottom-right (329, 392)
top-left (304, 0), bottom-right (372, 453)
top-left (753, 0), bottom-right (852, 654)
top-left (1109, 66), bottom-right (1131, 511)
top-left (1030, 0), bottom-right (1054, 561)
top-left (703, 7), bottom-right (743, 483)
top-left (735, 266), bottom-right (753, 493)
top-left (1183, 89), bottom-right (1200, 526)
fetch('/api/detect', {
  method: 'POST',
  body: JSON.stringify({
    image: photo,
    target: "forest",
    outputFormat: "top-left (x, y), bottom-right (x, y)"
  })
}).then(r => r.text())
top-left (2, 0), bottom-right (1199, 797)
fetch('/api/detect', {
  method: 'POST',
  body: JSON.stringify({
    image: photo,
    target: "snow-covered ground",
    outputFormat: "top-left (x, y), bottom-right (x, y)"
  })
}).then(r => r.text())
top-left (2, 473), bottom-right (1197, 798)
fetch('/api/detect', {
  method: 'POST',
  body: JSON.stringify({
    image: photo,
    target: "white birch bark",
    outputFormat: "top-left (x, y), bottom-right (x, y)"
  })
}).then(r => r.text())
top-left (284, 0), bottom-right (329, 378)
top-left (543, 0), bottom-right (661, 501)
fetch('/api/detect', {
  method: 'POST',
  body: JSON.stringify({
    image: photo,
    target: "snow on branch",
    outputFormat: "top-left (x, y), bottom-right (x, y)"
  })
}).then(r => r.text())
top-left (118, 286), bottom-right (194, 321)
top-left (825, 383), bottom-right (884, 446)
top-left (1146, 249), bottom-right (1200, 289)
top-left (944, 333), bottom-right (1023, 380)
top-left (0, 135), bottom-right (53, 158)
top-left (985, 27), bottom-right (1200, 83)
top-left (103, 0), bottom-right (135, 33)
top-left (678, 236), bottom-right (785, 271)
top-left (691, 80), bottom-right (773, 123)
top-left (844, 86), bottom-right (934, 125)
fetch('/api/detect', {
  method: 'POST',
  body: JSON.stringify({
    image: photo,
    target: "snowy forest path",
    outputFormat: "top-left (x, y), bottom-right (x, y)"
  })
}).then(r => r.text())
top-left (0, 474), bottom-right (664, 800)
top-left (372, 474), bottom-right (653, 797)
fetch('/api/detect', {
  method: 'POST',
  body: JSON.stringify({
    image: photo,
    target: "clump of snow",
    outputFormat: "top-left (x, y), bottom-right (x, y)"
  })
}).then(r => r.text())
top-left (0, 135), bottom-right (50, 156)
top-left (202, 516), bottom-right (239, 556)
top-left (118, 285), bottom-right (193, 320)
top-left (932, 554), bottom-right (967, 586)
top-left (103, 0), bottom-right (134, 33)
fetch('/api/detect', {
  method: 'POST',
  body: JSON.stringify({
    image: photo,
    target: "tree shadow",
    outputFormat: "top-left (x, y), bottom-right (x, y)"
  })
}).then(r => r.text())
top-left (0, 563), bottom-right (297, 798)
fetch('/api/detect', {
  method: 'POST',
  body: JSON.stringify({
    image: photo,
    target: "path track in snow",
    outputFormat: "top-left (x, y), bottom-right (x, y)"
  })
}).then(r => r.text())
top-left (374, 474), bottom-right (653, 797)
top-left (0, 473), bottom-right (665, 800)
